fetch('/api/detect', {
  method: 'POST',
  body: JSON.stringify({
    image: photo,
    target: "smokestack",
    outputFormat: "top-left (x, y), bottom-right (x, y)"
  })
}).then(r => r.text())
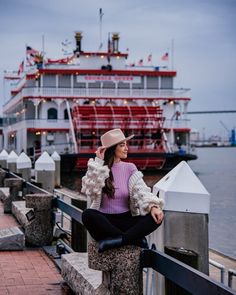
top-left (74, 31), bottom-right (83, 53)
top-left (112, 33), bottom-right (120, 53)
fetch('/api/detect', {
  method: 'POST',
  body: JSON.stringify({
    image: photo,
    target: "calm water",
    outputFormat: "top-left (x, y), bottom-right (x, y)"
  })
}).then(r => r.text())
top-left (62, 147), bottom-right (236, 259)
top-left (189, 147), bottom-right (236, 259)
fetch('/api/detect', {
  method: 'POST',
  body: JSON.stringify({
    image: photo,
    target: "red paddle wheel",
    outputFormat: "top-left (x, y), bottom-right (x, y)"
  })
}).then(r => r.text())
top-left (72, 105), bottom-right (167, 169)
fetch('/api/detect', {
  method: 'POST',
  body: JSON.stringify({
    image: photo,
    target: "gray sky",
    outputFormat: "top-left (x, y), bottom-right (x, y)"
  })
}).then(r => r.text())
top-left (0, 0), bottom-right (236, 139)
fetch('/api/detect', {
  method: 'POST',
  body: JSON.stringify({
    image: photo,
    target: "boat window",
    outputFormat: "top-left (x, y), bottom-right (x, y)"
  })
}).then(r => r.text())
top-left (160, 77), bottom-right (173, 89)
top-left (64, 108), bottom-right (72, 120)
top-left (44, 74), bottom-right (56, 87)
top-left (48, 108), bottom-right (57, 120)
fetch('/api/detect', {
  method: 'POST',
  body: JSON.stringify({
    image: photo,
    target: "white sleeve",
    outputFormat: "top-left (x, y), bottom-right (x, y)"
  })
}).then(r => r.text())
top-left (81, 157), bottom-right (110, 201)
top-left (129, 171), bottom-right (164, 216)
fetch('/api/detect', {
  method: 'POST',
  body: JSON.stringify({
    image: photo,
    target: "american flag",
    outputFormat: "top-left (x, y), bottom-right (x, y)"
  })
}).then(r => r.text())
top-left (18, 60), bottom-right (24, 75)
top-left (147, 54), bottom-right (152, 63)
top-left (161, 52), bottom-right (169, 61)
top-left (26, 46), bottom-right (39, 56)
top-left (138, 59), bottom-right (143, 66)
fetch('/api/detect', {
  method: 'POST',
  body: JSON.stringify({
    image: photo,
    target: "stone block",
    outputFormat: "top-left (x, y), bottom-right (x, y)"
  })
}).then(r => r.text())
top-left (3, 178), bottom-right (23, 213)
top-left (61, 252), bottom-right (110, 295)
top-left (25, 193), bottom-right (53, 210)
top-left (0, 187), bottom-right (10, 201)
top-left (0, 226), bottom-right (25, 250)
top-left (4, 178), bottom-right (23, 194)
top-left (12, 201), bottom-right (31, 227)
top-left (8, 162), bottom-right (17, 174)
top-left (14, 194), bottom-right (55, 246)
top-left (25, 209), bottom-right (53, 246)
top-left (35, 170), bottom-right (55, 193)
top-left (0, 160), bottom-right (7, 170)
top-left (88, 241), bottom-right (143, 295)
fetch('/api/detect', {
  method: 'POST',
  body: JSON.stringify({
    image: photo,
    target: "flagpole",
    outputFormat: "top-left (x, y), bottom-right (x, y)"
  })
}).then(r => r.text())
top-left (42, 34), bottom-right (45, 67)
top-left (98, 8), bottom-right (104, 51)
top-left (42, 35), bottom-right (45, 55)
top-left (171, 38), bottom-right (174, 70)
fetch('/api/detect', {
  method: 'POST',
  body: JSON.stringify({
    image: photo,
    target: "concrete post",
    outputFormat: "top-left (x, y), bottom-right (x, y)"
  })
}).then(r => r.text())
top-left (51, 151), bottom-right (61, 188)
top-left (0, 150), bottom-right (8, 169)
top-left (0, 169), bottom-right (6, 186)
top-left (7, 151), bottom-right (18, 173)
top-left (3, 178), bottom-right (23, 213)
top-left (35, 151), bottom-right (55, 193)
top-left (150, 161), bottom-right (210, 294)
top-left (25, 193), bottom-right (54, 246)
top-left (16, 152), bottom-right (32, 182)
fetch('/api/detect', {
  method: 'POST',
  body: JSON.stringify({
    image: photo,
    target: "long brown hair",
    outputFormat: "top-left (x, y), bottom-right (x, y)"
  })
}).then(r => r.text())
top-left (102, 144), bottom-right (117, 198)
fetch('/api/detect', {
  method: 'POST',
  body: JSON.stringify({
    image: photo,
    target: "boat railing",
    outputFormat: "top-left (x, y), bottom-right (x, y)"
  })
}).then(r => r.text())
top-left (2, 87), bottom-right (191, 113)
top-left (2, 117), bottom-right (70, 129)
top-left (3, 87), bottom-right (190, 106)
top-left (164, 118), bottom-right (191, 129)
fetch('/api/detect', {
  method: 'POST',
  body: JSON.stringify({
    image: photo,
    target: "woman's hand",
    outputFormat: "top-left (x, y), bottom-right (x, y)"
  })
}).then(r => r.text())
top-left (151, 206), bottom-right (164, 224)
top-left (95, 146), bottom-right (107, 160)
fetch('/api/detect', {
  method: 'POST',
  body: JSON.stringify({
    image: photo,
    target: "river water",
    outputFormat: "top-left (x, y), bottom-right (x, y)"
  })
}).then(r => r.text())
top-left (189, 147), bottom-right (236, 259)
top-left (62, 147), bottom-right (236, 259)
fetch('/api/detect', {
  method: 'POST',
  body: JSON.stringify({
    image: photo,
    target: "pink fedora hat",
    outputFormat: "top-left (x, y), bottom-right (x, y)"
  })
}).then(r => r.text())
top-left (101, 129), bottom-right (134, 148)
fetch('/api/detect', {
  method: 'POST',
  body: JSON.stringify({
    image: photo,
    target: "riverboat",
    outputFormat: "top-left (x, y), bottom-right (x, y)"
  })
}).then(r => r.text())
top-left (2, 31), bottom-right (197, 171)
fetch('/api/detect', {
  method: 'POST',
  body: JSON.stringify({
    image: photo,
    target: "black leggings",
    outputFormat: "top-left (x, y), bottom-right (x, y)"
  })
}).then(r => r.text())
top-left (82, 208), bottom-right (161, 245)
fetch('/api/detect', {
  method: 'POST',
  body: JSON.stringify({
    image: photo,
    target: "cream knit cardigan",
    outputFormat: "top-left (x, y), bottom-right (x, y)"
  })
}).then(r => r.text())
top-left (81, 157), bottom-right (164, 216)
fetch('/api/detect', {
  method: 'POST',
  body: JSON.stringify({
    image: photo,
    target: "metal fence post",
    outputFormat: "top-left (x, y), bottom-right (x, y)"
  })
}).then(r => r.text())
top-left (71, 198), bottom-right (87, 252)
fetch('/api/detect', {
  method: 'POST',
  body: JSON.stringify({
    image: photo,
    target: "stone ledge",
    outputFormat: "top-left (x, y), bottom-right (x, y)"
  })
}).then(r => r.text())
top-left (12, 201), bottom-right (32, 227)
top-left (0, 226), bottom-right (25, 250)
top-left (61, 252), bottom-right (110, 295)
top-left (25, 193), bottom-right (53, 209)
top-left (88, 241), bottom-right (143, 295)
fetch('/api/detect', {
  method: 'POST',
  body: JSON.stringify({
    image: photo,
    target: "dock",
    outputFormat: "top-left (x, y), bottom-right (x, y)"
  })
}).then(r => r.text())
top-left (1, 200), bottom-right (236, 294)
top-left (209, 249), bottom-right (236, 290)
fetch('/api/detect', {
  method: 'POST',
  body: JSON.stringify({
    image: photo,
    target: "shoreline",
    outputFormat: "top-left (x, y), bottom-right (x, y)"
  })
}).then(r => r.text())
top-left (193, 145), bottom-right (236, 148)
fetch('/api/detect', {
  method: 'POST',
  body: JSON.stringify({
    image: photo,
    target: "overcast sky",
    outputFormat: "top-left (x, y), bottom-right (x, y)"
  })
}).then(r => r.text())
top-left (0, 0), bottom-right (235, 139)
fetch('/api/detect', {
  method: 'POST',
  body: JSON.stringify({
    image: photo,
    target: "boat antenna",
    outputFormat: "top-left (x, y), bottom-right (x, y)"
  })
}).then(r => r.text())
top-left (98, 8), bottom-right (104, 51)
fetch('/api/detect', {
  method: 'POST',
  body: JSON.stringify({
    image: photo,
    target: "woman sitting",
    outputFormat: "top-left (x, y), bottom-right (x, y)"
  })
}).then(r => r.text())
top-left (81, 128), bottom-right (164, 252)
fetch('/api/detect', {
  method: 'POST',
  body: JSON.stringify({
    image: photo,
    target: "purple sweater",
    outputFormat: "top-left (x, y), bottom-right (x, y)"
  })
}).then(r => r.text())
top-left (100, 161), bottom-right (138, 214)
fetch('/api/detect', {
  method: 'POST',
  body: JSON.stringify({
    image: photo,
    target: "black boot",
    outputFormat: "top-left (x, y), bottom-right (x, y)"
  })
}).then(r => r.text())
top-left (133, 237), bottom-right (149, 249)
top-left (140, 237), bottom-right (149, 249)
top-left (98, 236), bottom-right (123, 253)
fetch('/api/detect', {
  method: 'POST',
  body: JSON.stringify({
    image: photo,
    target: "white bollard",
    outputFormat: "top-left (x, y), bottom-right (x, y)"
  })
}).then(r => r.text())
top-left (7, 151), bottom-right (18, 173)
top-left (150, 161), bottom-right (210, 295)
top-left (16, 152), bottom-right (32, 182)
top-left (51, 151), bottom-right (61, 188)
top-left (35, 151), bottom-right (55, 193)
top-left (0, 150), bottom-right (9, 169)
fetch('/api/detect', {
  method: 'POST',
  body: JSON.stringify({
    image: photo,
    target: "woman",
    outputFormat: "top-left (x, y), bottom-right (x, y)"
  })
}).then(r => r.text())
top-left (81, 128), bottom-right (164, 253)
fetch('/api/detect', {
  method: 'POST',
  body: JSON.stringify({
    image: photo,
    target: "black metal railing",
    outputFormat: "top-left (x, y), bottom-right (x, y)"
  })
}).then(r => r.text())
top-left (141, 249), bottom-right (236, 295)
top-left (3, 169), bottom-right (236, 294)
top-left (52, 197), bottom-right (83, 224)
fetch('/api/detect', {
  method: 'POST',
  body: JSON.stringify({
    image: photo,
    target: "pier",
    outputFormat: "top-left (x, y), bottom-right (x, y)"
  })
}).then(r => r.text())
top-left (0, 153), bottom-right (235, 294)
